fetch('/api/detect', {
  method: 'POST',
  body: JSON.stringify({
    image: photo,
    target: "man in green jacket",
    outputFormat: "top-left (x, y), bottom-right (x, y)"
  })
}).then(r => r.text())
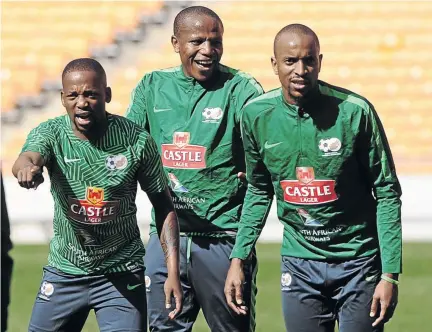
top-left (225, 24), bottom-right (401, 332)
top-left (126, 5), bottom-right (263, 332)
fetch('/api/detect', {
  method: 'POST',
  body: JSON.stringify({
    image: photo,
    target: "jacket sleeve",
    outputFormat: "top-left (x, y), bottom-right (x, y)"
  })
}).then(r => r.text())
top-left (234, 75), bottom-right (264, 127)
top-left (125, 76), bottom-right (149, 131)
top-left (230, 107), bottom-right (274, 260)
top-left (359, 104), bottom-right (402, 273)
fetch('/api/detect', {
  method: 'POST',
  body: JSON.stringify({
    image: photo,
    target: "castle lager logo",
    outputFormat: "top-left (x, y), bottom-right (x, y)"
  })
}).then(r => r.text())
top-left (173, 132), bottom-right (190, 148)
top-left (68, 187), bottom-right (120, 224)
top-left (161, 132), bottom-right (207, 169)
top-left (86, 187), bottom-right (104, 205)
top-left (296, 167), bottom-right (315, 185)
top-left (280, 167), bottom-right (338, 205)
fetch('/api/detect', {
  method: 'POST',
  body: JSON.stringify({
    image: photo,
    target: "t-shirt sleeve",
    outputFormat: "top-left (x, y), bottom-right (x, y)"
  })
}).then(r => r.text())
top-left (125, 76), bottom-right (149, 130)
top-left (21, 121), bottom-right (54, 164)
top-left (137, 134), bottom-right (168, 194)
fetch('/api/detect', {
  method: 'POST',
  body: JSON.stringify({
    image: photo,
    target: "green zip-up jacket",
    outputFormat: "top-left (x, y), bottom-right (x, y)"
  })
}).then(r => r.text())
top-left (231, 81), bottom-right (402, 273)
top-left (126, 64), bottom-right (264, 236)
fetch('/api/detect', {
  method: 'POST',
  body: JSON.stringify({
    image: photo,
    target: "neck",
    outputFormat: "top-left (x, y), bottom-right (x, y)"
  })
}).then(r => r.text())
top-left (73, 113), bottom-right (109, 141)
top-left (283, 85), bottom-right (320, 107)
top-left (181, 64), bottom-right (220, 85)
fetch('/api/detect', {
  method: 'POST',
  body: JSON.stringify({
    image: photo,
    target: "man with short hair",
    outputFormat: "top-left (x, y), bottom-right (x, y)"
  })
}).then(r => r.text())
top-left (225, 24), bottom-right (402, 332)
top-left (13, 58), bottom-right (182, 332)
top-left (126, 5), bottom-right (264, 332)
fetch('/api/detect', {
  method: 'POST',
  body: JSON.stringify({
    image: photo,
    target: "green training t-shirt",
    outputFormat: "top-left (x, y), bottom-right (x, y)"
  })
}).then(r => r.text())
top-left (22, 114), bottom-right (167, 275)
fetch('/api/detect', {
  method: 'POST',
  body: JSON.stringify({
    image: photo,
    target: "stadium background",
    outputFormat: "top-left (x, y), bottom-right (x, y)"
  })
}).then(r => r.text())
top-left (1, 0), bottom-right (431, 331)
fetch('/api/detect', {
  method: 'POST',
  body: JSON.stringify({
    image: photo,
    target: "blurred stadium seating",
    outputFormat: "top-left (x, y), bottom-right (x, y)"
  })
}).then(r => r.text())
top-left (1, 0), bottom-right (432, 177)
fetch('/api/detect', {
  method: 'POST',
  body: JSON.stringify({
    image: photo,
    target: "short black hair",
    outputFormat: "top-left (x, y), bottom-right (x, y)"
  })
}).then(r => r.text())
top-left (274, 24), bottom-right (320, 55)
top-left (62, 58), bottom-right (107, 85)
top-left (173, 5), bottom-right (223, 36)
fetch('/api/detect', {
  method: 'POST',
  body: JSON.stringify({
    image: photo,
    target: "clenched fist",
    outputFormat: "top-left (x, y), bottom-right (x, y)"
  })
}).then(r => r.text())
top-left (16, 164), bottom-right (44, 189)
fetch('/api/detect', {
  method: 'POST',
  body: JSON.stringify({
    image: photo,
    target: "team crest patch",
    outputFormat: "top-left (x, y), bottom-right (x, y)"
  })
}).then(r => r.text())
top-left (281, 273), bottom-right (292, 291)
top-left (106, 154), bottom-right (128, 171)
top-left (145, 276), bottom-right (151, 292)
top-left (318, 138), bottom-right (342, 156)
top-left (39, 281), bottom-right (54, 300)
top-left (202, 107), bottom-right (223, 123)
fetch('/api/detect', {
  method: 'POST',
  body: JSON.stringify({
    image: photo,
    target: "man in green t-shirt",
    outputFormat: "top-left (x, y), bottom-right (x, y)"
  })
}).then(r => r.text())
top-left (12, 58), bottom-right (182, 332)
top-left (225, 24), bottom-right (402, 332)
top-left (126, 6), bottom-right (263, 332)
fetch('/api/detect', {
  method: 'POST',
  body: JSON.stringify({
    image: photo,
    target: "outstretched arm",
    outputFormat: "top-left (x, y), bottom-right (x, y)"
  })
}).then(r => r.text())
top-left (12, 151), bottom-right (46, 189)
top-left (13, 121), bottom-right (54, 189)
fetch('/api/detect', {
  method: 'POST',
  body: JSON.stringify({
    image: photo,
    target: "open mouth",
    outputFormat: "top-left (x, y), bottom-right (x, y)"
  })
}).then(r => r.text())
top-left (75, 112), bottom-right (92, 126)
top-left (194, 59), bottom-right (215, 70)
top-left (291, 81), bottom-right (308, 90)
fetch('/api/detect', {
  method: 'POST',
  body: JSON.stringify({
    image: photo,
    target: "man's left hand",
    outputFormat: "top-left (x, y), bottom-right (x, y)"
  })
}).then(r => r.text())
top-left (370, 278), bottom-right (399, 327)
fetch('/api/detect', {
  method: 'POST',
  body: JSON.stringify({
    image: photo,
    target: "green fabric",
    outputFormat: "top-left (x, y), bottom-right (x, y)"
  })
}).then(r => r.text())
top-left (126, 64), bottom-right (264, 235)
top-left (22, 114), bottom-right (167, 275)
top-left (231, 81), bottom-right (402, 273)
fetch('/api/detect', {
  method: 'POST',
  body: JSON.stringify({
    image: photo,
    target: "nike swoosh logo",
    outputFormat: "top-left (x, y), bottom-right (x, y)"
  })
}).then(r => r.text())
top-left (153, 107), bottom-right (171, 113)
top-left (127, 283), bottom-right (144, 291)
top-left (264, 141), bottom-right (283, 149)
top-left (64, 157), bottom-right (81, 163)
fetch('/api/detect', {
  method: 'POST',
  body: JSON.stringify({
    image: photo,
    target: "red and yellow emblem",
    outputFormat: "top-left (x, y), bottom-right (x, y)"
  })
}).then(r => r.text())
top-left (173, 132), bottom-right (190, 149)
top-left (86, 187), bottom-right (104, 205)
top-left (296, 167), bottom-right (315, 185)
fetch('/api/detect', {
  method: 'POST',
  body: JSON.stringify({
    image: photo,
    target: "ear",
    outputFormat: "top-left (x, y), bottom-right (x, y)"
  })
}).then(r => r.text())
top-left (171, 35), bottom-right (180, 53)
top-left (105, 87), bottom-right (112, 103)
top-left (271, 56), bottom-right (278, 75)
top-left (60, 90), bottom-right (66, 107)
top-left (318, 54), bottom-right (323, 73)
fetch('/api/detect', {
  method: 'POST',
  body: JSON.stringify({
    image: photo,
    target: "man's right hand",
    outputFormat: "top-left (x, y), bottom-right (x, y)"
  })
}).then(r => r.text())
top-left (17, 164), bottom-right (44, 189)
top-left (224, 258), bottom-right (248, 315)
top-left (164, 273), bottom-right (183, 320)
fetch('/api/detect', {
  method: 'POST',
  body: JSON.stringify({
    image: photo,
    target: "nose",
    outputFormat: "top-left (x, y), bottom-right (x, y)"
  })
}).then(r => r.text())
top-left (200, 41), bottom-right (213, 56)
top-left (76, 95), bottom-right (88, 108)
top-left (295, 60), bottom-right (307, 76)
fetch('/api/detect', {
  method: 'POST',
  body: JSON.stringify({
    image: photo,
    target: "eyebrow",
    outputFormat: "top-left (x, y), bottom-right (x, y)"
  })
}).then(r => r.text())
top-left (65, 88), bottom-right (98, 94)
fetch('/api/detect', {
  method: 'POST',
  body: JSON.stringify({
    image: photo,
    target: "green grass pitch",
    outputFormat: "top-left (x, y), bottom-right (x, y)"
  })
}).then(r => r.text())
top-left (8, 242), bottom-right (431, 331)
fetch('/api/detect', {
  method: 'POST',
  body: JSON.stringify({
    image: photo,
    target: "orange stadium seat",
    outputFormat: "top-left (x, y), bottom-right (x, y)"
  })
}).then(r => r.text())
top-left (114, 0), bottom-right (432, 174)
top-left (1, 0), bottom-right (165, 175)
top-left (0, 0), bottom-right (163, 111)
top-left (1, 85), bottom-right (15, 114)
top-left (2, 0), bottom-right (432, 175)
